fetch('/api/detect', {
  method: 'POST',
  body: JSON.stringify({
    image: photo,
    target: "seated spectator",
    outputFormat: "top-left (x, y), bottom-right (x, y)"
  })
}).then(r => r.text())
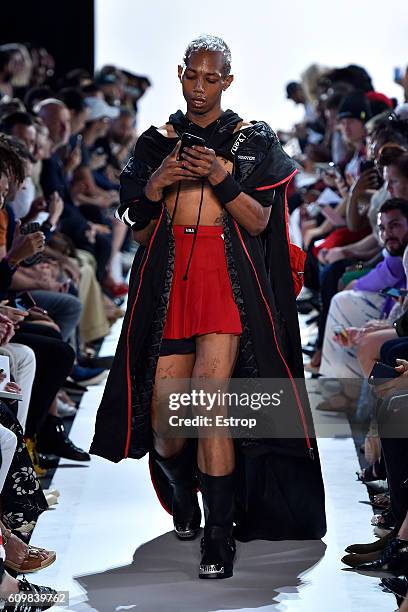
top-left (319, 199), bottom-right (408, 377)
top-left (307, 121), bottom-right (408, 369)
top-left (37, 98), bottom-right (113, 282)
top-left (0, 112), bottom-right (37, 156)
top-left (96, 107), bottom-right (136, 181)
top-left (0, 48), bottom-right (15, 98)
top-left (0, 400), bottom-right (56, 605)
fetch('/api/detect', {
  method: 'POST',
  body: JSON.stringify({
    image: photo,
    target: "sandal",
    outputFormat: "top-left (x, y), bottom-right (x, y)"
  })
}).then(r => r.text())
top-left (4, 545), bottom-right (56, 574)
top-left (370, 493), bottom-right (391, 510)
top-left (371, 509), bottom-right (395, 531)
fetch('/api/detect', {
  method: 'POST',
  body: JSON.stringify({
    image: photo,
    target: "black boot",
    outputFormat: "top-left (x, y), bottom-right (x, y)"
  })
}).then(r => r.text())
top-left (154, 444), bottom-right (201, 540)
top-left (199, 471), bottom-right (236, 579)
top-left (37, 415), bottom-right (90, 462)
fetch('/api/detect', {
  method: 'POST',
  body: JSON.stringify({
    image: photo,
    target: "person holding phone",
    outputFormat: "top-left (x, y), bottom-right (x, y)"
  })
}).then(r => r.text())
top-left (91, 35), bottom-right (326, 579)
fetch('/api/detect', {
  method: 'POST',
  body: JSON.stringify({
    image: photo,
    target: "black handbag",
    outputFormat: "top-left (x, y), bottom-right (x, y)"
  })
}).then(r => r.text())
top-left (394, 310), bottom-right (408, 337)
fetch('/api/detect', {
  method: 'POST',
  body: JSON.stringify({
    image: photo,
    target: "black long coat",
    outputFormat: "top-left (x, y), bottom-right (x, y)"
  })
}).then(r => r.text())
top-left (90, 110), bottom-right (326, 541)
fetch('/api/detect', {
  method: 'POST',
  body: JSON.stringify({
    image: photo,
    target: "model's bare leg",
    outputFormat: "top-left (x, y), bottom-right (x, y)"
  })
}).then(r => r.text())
top-left (193, 333), bottom-right (240, 475)
top-left (151, 351), bottom-right (201, 540)
top-left (192, 333), bottom-right (240, 579)
top-left (151, 352), bottom-right (195, 457)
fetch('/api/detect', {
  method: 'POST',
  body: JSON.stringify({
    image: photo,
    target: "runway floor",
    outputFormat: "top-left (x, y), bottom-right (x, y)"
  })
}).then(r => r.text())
top-left (32, 314), bottom-right (397, 611)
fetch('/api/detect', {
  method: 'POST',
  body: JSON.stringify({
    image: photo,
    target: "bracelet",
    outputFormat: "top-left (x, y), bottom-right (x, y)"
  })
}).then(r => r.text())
top-left (211, 173), bottom-right (242, 207)
top-left (141, 191), bottom-right (163, 209)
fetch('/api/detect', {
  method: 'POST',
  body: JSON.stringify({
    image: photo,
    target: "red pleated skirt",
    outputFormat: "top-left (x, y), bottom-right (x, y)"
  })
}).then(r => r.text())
top-left (162, 225), bottom-right (242, 339)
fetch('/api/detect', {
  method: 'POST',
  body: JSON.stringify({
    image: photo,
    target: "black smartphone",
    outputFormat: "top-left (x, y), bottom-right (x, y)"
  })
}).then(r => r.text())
top-left (13, 291), bottom-right (36, 311)
top-left (368, 361), bottom-right (401, 386)
top-left (178, 133), bottom-right (206, 160)
top-left (359, 159), bottom-right (383, 189)
top-left (20, 222), bottom-right (41, 235)
top-left (360, 159), bottom-right (376, 174)
top-left (19, 222), bottom-right (44, 266)
top-left (379, 287), bottom-right (408, 299)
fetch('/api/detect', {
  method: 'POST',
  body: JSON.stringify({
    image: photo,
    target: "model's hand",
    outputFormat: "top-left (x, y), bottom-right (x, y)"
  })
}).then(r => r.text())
top-left (181, 146), bottom-right (226, 184)
top-left (146, 142), bottom-right (199, 200)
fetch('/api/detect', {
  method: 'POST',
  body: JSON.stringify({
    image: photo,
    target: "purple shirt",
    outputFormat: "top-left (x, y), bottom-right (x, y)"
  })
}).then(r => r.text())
top-left (354, 254), bottom-right (406, 316)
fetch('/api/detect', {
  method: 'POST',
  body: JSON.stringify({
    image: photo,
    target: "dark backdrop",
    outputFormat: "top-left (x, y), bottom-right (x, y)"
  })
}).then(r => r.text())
top-left (0, 0), bottom-right (94, 77)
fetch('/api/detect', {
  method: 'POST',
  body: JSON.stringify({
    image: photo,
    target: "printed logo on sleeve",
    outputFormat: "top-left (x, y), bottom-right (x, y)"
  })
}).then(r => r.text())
top-left (237, 154), bottom-right (256, 161)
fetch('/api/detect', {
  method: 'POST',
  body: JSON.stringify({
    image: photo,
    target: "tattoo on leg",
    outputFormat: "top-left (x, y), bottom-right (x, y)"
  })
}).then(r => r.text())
top-left (157, 364), bottom-right (176, 379)
top-left (197, 357), bottom-right (221, 378)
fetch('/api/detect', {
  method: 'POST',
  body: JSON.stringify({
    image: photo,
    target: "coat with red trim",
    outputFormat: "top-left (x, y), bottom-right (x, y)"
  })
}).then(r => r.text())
top-left (90, 117), bottom-right (326, 541)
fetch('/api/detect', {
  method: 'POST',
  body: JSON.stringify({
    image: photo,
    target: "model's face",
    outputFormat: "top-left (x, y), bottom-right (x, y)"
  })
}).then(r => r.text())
top-left (385, 165), bottom-right (408, 199)
top-left (178, 51), bottom-right (233, 116)
top-left (378, 209), bottom-right (408, 256)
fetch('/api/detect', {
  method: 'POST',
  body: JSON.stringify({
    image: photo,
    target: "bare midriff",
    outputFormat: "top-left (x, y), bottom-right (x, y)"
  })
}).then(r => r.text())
top-left (164, 156), bottom-right (233, 227)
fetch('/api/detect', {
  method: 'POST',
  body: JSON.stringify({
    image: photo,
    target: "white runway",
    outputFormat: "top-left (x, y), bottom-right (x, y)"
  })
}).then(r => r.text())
top-left (32, 315), bottom-right (396, 611)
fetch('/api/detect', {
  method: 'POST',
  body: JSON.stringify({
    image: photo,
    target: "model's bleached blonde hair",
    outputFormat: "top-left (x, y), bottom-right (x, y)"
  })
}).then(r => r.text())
top-left (183, 35), bottom-right (232, 77)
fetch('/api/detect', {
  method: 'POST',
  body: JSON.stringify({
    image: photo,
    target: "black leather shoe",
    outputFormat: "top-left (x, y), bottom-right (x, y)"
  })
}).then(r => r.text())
top-left (37, 453), bottom-right (60, 470)
top-left (345, 529), bottom-right (395, 554)
top-left (37, 415), bottom-right (90, 462)
top-left (171, 496), bottom-right (200, 539)
top-left (198, 471), bottom-right (236, 579)
top-left (199, 527), bottom-right (236, 579)
top-left (153, 444), bottom-right (201, 540)
top-left (357, 537), bottom-right (408, 572)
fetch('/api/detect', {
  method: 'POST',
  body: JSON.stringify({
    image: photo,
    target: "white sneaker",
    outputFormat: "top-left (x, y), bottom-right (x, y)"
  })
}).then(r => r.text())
top-left (46, 494), bottom-right (58, 508)
top-left (43, 488), bottom-right (60, 498)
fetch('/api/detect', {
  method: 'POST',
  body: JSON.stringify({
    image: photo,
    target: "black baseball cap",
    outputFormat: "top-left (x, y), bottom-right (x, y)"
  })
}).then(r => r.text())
top-left (336, 91), bottom-right (371, 123)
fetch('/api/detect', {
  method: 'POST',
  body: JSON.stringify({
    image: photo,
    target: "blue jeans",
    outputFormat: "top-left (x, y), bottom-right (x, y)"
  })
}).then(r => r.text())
top-left (30, 290), bottom-right (82, 342)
